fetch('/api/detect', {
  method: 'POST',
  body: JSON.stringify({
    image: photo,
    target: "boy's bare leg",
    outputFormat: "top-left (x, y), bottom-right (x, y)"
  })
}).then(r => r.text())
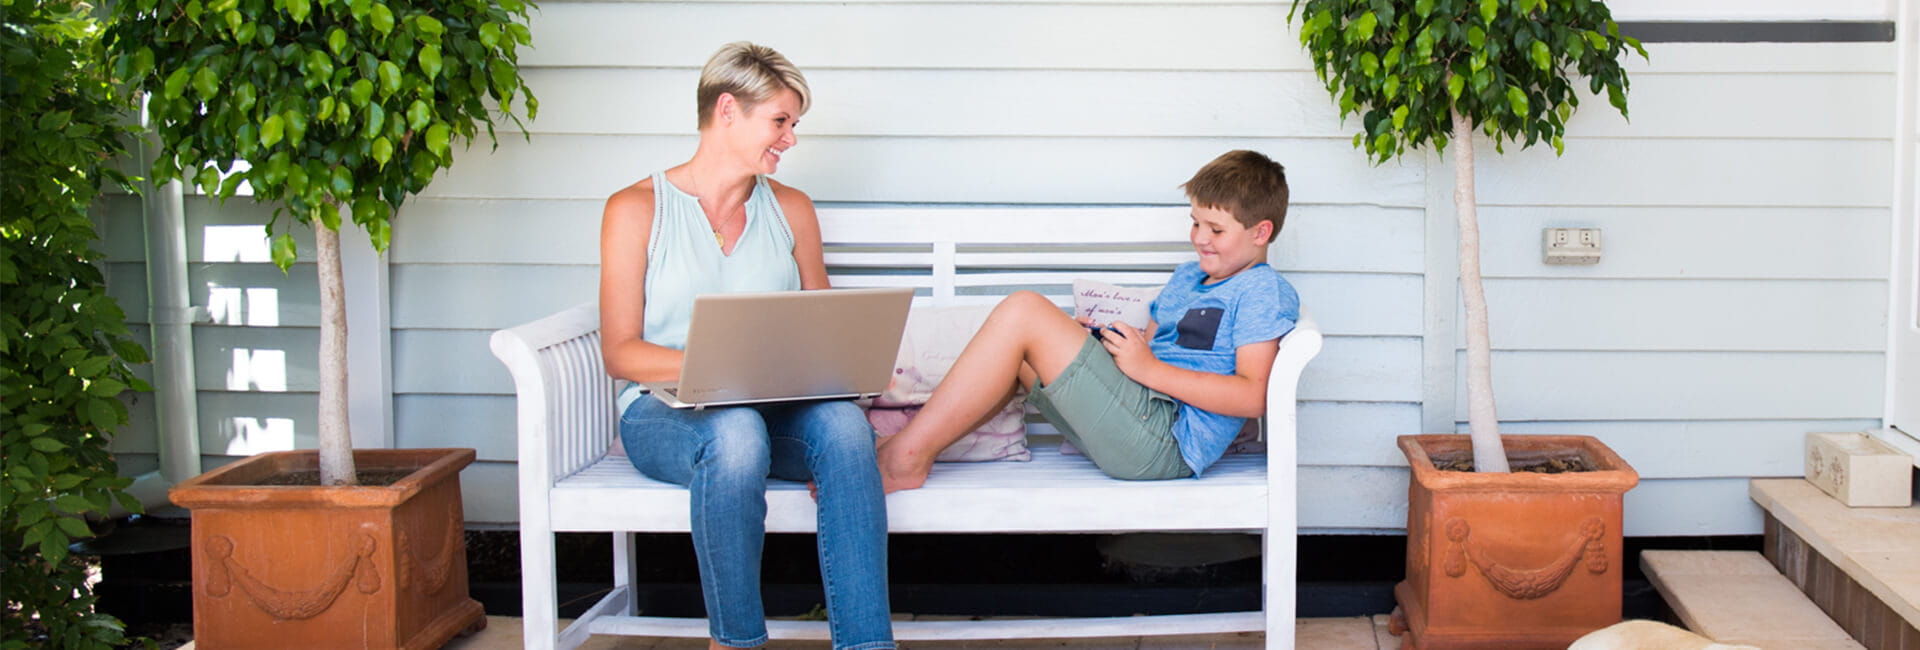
top-left (877, 291), bottom-right (1090, 493)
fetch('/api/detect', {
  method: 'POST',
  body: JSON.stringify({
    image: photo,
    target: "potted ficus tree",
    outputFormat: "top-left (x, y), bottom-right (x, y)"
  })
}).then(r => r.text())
top-left (105, 0), bottom-right (535, 644)
top-left (1290, 0), bottom-right (1642, 646)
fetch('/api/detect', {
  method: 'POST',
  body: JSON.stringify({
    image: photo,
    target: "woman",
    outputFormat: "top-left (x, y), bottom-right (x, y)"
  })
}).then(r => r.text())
top-left (599, 42), bottom-right (894, 650)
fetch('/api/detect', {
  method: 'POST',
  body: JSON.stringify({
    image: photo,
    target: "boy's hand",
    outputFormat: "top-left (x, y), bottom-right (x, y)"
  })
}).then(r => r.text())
top-left (1099, 323), bottom-right (1153, 377)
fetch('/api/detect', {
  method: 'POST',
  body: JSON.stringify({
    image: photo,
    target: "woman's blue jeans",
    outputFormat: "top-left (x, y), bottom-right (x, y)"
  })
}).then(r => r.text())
top-left (619, 397), bottom-right (894, 650)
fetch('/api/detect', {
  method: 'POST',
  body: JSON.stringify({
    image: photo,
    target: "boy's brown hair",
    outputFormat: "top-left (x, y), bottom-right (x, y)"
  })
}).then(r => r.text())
top-left (1181, 150), bottom-right (1289, 235)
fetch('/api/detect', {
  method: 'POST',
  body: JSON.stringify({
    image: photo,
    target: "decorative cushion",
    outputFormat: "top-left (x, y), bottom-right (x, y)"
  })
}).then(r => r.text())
top-left (867, 304), bottom-right (1032, 462)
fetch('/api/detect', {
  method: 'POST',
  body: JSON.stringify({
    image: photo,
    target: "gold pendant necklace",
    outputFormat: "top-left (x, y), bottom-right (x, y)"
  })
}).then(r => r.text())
top-left (711, 204), bottom-right (742, 248)
top-left (687, 167), bottom-right (743, 248)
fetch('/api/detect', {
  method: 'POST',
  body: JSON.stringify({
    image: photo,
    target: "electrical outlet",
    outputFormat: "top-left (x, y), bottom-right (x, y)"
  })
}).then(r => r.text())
top-left (1543, 227), bottom-right (1601, 265)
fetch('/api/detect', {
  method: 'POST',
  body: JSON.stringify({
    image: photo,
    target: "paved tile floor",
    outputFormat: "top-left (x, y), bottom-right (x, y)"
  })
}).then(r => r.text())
top-left (432, 615), bottom-right (1401, 649)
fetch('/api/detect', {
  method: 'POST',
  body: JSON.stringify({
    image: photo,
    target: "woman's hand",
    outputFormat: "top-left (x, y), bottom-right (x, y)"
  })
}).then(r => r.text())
top-left (1098, 322), bottom-right (1153, 378)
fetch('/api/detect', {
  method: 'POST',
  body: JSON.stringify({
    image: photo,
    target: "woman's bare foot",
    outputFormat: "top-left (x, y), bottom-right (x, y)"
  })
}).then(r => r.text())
top-left (874, 436), bottom-right (931, 494)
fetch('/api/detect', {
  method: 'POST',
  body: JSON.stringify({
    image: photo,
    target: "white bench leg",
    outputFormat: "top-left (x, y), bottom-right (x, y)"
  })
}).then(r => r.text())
top-left (522, 521), bottom-right (561, 650)
top-left (1264, 529), bottom-right (1296, 650)
top-left (612, 531), bottom-right (637, 615)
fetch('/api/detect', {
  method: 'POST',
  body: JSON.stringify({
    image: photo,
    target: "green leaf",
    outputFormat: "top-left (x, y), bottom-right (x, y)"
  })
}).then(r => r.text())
top-left (369, 3), bottom-right (394, 35)
top-left (114, 339), bottom-right (150, 364)
top-left (377, 60), bottom-right (402, 97)
top-left (86, 378), bottom-right (127, 398)
top-left (30, 438), bottom-right (66, 453)
top-left (1392, 105), bottom-right (1409, 130)
top-left (285, 0), bottom-right (310, 23)
top-left (319, 203), bottom-right (341, 230)
top-left (1360, 52), bottom-right (1379, 76)
top-left (271, 234), bottom-right (297, 271)
top-left (406, 99), bottom-right (431, 130)
top-left (163, 68), bottom-right (191, 99)
top-left (75, 355), bottom-right (112, 378)
top-left (260, 114), bottom-right (285, 147)
top-left (54, 494), bottom-right (92, 514)
top-left (365, 102), bottom-right (386, 138)
top-left (350, 79), bottom-right (374, 108)
top-left (86, 397), bottom-right (116, 428)
top-left (329, 28), bottom-right (348, 56)
top-left (131, 47), bottom-right (156, 80)
top-left (318, 96), bottom-right (336, 121)
top-left (306, 49), bottom-right (335, 87)
top-left (1413, 0), bottom-right (1433, 18)
top-left (1507, 86), bottom-right (1529, 116)
top-left (367, 218), bottom-right (392, 252)
top-left (1446, 74), bottom-right (1465, 100)
top-left (1551, 134), bottom-right (1565, 156)
top-left (286, 163), bottom-right (309, 194)
top-left (42, 535), bottom-right (68, 566)
top-left (414, 15), bottom-right (444, 37)
top-left (418, 45), bottom-right (442, 80)
top-left (371, 136), bottom-right (394, 167)
top-left (284, 109), bottom-right (308, 146)
top-left (1353, 12), bottom-right (1378, 42)
top-left (195, 166), bottom-right (220, 194)
top-left (1531, 40), bottom-right (1552, 71)
top-left (330, 165), bottom-right (354, 195)
top-left (235, 83), bottom-right (257, 114)
top-left (1479, 0), bottom-right (1498, 24)
top-left (56, 516), bottom-right (92, 539)
top-left (425, 122), bottom-right (450, 157)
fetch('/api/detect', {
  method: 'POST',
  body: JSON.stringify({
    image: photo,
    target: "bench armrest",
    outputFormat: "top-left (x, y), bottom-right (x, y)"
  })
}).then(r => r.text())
top-left (490, 303), bottom-right (618, 493)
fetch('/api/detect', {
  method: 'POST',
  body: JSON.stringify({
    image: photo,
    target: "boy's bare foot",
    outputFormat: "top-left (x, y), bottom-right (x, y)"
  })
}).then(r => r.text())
top-left (874, 437), bottom-right (930, 494)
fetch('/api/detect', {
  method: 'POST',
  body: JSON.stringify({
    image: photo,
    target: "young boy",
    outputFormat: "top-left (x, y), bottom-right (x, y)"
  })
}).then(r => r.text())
top-left (876, 150), bottom-right (1301, 491)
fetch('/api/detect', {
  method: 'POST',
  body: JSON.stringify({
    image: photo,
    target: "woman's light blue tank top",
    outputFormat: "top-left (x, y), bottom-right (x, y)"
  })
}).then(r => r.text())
top-left (615, 172), bottom-right (800, 413)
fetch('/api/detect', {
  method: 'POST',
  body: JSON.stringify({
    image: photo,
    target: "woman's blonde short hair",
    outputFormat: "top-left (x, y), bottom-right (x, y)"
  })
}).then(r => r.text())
top-left (697, 42), bottom-right (811, 128)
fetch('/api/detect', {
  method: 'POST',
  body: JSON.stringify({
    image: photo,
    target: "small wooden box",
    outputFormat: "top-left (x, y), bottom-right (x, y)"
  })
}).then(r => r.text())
top-left (1805, 432), bottom-right (1914, 507)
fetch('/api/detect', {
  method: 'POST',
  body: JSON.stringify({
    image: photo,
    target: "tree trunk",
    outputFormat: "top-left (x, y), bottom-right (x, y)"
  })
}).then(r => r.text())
top-left (316, 219), bottom-right (357, 485)
top-left (1453, 109), bottom-right (1509, 473)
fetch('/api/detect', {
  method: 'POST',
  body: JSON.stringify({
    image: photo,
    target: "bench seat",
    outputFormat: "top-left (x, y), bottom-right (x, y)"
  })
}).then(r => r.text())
top-left (552, 443), bottom-right (1273, 534)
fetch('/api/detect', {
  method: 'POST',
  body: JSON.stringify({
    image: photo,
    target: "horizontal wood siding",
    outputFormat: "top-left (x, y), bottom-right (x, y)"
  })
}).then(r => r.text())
top-left (97, 1), bottom-right (1897, 536)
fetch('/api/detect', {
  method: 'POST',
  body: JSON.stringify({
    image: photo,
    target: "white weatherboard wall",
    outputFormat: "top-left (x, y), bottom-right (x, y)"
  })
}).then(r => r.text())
top-left (103, 1), bottom-right (1896, 537)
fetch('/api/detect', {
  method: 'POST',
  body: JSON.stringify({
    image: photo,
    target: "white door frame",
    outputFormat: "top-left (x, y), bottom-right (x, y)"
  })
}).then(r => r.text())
top-left (1884, 0), bottom-right (1919, 444)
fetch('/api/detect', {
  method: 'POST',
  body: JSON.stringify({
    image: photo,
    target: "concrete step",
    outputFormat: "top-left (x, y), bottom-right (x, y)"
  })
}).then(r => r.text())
top-left (1642, 550), bottom-right (1864, 650)
top-left (1751, 478), bottom-right (1920, 649)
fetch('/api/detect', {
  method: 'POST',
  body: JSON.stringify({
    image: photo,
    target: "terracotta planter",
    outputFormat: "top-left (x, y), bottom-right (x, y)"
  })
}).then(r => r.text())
top-left (1389, 435), bottom-right (1638, 649)
top-left (169, 448), bottom-right (485, 650)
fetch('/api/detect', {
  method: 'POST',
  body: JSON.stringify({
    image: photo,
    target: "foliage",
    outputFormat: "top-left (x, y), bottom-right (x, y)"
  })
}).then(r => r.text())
top-left (105, 0), bottom-right (538, 269)
top-left (1291, 0), bottom-right (1644, 162)
top-left (1, 0), bottom-right (149, 646)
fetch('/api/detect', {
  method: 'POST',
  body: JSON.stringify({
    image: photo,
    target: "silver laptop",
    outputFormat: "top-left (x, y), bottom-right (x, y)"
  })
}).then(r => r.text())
top-left (643, 287), bottom-right (913, 409)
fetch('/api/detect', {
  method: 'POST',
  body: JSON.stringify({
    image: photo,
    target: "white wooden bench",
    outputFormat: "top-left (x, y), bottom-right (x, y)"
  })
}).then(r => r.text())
top-left (489, 207), bottom-right (1324, 649)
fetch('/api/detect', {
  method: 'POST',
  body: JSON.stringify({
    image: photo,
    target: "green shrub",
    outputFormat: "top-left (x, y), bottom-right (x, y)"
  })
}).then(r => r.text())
top-left (1, 0), bottom-right (150, 647)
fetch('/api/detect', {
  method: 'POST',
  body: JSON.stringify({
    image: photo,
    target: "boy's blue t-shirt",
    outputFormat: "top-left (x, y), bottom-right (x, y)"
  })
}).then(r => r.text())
top-left (1148, 261), bottom-right (1299, 477)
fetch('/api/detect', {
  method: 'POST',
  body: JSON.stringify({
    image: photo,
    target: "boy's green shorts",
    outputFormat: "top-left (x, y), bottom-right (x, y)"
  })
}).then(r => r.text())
top-left (1027, 336), bottom-right (1192, 480)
